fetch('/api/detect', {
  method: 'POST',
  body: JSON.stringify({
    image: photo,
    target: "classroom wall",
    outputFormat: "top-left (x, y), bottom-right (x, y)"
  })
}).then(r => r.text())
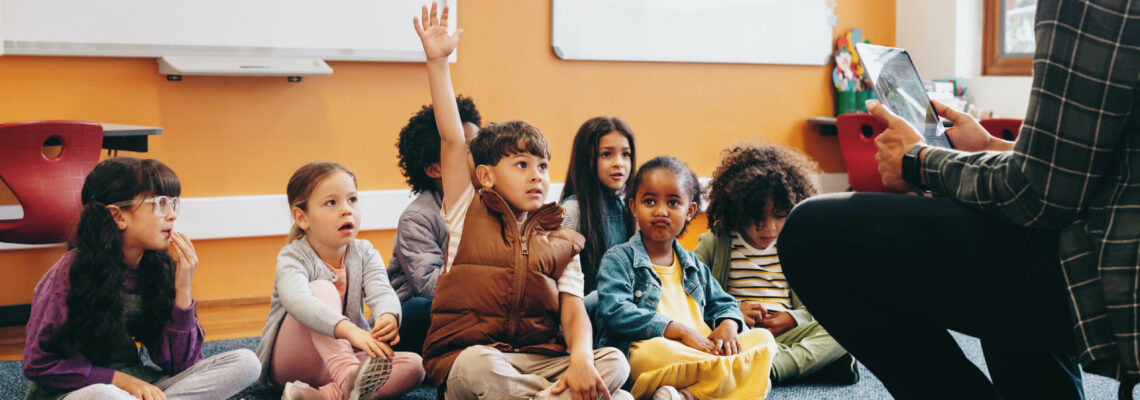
top-left (0, 0), bottom-right (895, 306)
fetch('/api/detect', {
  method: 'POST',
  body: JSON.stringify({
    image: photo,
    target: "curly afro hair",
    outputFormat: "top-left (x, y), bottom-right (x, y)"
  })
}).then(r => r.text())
top-left (396, 95), bottom-right (483, 194)
top-left (705, 143), bottom-right (818, 236)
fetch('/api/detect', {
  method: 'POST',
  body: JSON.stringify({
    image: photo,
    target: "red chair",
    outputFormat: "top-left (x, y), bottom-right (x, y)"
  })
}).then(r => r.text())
top-left (0, 121), bottom-right (103, 244)
top-left (836, 113), bottom-right (897, 193)
top-left (980, 118), bottom-right (1022, 141)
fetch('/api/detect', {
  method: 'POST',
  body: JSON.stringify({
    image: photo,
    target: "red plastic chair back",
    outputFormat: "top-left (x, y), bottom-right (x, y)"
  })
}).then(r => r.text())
top-left (0, 121), bottom-right (103, 244)
top-left (980, 118), bottom-right (1022, 141)
top-left (836, 113), bottom-right (897, 193)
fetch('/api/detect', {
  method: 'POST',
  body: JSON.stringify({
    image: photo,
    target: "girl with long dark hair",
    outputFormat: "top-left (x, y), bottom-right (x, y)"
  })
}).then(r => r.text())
top-left (22, 157), bottom-right (259, 400)
top-left (560, 116), bottom-right (637, 294)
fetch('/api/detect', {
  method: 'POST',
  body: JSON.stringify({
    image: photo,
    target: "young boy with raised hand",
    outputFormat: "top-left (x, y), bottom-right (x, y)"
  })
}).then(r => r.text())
top-left (413, 3), bottom-right (632, 399)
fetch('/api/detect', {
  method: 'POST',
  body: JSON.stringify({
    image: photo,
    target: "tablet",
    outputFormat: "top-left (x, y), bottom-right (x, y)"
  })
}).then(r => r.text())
top-left (854, 43), bottom-right (953, 148)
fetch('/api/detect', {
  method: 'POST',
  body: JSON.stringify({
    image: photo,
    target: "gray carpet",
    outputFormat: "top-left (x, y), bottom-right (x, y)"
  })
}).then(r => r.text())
top-left (0, 332), bottom-right (1125, 399)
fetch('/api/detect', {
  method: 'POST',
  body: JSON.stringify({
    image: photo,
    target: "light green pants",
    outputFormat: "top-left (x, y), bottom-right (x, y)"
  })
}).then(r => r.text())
top-left (768, 320), bottom-right (848, 382)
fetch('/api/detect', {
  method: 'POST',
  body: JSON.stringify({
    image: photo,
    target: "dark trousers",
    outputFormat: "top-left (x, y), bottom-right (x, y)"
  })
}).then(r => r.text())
top-left (779, 192), bottom-right (1083, 400)
top-left (395, 296), bottom-right (432, 354)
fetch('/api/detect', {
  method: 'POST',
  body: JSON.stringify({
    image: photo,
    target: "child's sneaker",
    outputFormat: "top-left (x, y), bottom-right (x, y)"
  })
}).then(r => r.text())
top-left (348, 356), bottom-right (393, 400)
top-left (652, 386), bottom-right (683, 400)
top-left (815, 352), bottom-right (860, 385)
top-left (282, 381), bottom-right (321, 400)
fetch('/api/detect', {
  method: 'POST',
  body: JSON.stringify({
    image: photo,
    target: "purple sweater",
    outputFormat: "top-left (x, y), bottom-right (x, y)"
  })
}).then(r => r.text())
top-left (21, 251), bottom-right (203, 391)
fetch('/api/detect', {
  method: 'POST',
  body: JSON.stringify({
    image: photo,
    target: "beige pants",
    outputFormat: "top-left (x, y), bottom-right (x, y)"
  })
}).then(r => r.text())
top-left (446, 345), bottom-right (634, 400)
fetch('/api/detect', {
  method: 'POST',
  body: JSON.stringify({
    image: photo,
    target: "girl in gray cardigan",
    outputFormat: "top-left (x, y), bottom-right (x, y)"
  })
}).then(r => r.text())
top-left (256, 162), bottom-right (424, 400)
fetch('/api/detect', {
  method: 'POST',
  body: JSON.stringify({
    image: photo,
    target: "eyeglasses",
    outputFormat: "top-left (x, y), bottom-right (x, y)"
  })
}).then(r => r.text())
top-left (112, 196), bottom-right (181, 217)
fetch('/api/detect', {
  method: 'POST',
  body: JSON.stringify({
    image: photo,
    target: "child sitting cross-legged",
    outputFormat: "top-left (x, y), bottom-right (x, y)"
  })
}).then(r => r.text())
top-left (596, 156), bottom-right (780, 400)
top-left (414, 3), bottom-right (632, 399)
top-left (695, 143), bottom-right (858, 385)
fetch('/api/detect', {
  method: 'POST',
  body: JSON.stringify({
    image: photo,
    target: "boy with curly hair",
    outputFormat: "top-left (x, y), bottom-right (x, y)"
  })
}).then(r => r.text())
top-left (387, 95), bottom-right (482, 354)
top-left (694, 143), bottom-right (859, 384)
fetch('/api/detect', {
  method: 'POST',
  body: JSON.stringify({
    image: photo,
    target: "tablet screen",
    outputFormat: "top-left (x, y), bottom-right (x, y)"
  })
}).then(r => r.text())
top-left (855, 43), bottom-right (953, 148)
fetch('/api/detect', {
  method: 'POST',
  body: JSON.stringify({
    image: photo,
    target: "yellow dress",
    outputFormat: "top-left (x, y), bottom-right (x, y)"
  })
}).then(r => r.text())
top-left (627, 257), bottom-right (777, 400)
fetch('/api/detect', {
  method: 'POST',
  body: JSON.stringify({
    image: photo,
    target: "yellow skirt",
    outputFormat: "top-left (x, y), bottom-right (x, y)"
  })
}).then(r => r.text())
top-left (628, 329), bottom-right (777, 400)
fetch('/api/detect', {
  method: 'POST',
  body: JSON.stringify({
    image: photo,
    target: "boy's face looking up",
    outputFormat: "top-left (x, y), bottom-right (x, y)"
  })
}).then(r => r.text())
top-left (476, 148), bottom-right (551, 216)
top-left (741, 198), bottom-right (787, 250)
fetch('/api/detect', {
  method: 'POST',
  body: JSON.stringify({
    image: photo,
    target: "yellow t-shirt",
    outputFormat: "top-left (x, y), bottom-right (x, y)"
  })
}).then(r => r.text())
top-left (652, 257), bottom-right (712, 336)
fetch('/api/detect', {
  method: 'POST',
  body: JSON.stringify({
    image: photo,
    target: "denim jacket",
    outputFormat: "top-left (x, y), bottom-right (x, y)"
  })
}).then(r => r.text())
top-left (595, 232), bottom-right (745, 356)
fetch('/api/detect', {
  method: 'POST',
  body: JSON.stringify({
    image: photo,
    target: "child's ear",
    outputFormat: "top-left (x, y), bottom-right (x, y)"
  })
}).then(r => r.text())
top-left (105, 205), bottom-right (128, 231)
top-left (686, 202), bottom-right (699, 222)
top-left (424, 163), bottom-right (443, 179)
top-left (291, 207), bottom-right (310, 232)
top-left (475, 164), bottom-right (494, 188)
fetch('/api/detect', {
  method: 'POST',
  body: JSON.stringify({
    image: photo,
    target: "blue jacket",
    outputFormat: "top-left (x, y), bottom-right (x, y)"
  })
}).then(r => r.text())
top-left (595, 232), bottom-right (745, 356)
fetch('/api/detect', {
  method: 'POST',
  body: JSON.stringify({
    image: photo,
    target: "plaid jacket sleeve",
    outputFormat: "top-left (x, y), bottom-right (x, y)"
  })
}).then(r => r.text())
top-left (920, 0), bottom-right (1140, 380)
top-left (921, 0), bottom-right (1140, 231)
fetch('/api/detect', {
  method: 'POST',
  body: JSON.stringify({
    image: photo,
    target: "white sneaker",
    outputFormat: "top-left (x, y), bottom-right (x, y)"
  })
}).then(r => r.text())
top-left (282, 381), bottom-right (320, 400)
top-left (652, 386), bottom-right (684, 400)
top-left (348, 356), bottom-right (393, 400)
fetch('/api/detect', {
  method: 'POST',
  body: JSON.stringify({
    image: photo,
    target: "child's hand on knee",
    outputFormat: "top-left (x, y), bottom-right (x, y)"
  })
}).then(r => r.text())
top-left (756, 312), bottom-right (796, 337)
top-left (707, 320), bottom-right (741, 356)
top-left (336, 320), bottom-right (393, 360)
top-left (551, 353), bottom-right (613, 400)
top-left (665, 322), bottom-right (716, 354)
top-left (371, 313), bottom-right (400, 346)
top-left (112, 371), bottom-right (166, 400)
top-left (739, 301), bottom-right (767, 327)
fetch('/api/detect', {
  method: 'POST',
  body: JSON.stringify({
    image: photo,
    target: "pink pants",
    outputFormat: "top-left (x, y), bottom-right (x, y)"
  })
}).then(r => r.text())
top-left (270, 280), bottom-right (425, 400)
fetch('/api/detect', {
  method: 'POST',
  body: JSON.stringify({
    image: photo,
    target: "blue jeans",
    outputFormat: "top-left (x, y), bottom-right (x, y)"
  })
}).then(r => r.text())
top-left (395, 296), bottom-right (432, 354)
top-left (779, 193), bottom-right (1082, 400)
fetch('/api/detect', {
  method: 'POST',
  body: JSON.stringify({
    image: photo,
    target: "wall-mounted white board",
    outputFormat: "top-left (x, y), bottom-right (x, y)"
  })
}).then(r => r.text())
top-left (1, 0), bottom-right (455, 62)
top-left (552, 0), bottom-right (835, 66)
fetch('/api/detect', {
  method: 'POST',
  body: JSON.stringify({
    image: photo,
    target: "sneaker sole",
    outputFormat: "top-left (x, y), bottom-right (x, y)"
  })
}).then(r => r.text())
top-left (350, 356), bottom-right (393, 400)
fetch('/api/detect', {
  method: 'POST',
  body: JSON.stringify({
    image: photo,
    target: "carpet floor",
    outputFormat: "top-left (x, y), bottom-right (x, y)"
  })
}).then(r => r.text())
top-left (0, 332), bottom-right (1124, 399)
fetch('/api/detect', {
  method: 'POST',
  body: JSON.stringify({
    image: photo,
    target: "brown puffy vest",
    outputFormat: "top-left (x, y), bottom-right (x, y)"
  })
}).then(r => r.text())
top-left (422, 188), bottom-right (585, 385)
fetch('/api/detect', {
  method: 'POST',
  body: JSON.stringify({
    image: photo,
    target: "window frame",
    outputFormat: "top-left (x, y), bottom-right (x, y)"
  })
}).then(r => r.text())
top-left (982, 0), bottom-right (1034, 76)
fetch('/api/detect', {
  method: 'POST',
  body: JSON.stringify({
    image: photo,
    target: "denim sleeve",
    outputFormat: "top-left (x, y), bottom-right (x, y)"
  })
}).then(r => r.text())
top-left (596, 249), bottom-right (672, 340)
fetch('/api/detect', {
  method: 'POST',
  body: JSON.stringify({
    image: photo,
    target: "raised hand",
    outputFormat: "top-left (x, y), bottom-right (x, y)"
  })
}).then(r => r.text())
top-left (413, 2), bottom-right (463, 63)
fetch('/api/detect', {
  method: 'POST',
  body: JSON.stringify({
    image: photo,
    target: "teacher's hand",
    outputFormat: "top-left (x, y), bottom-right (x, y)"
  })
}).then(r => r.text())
top-left (931, 100), bottom-right (1013, 152)
top-left (868, 100), bottom-right (925, 191)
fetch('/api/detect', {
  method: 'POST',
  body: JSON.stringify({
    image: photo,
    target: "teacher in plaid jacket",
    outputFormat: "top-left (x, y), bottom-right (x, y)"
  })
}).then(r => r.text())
top-left (778, 0), bottom-right (1140, 399)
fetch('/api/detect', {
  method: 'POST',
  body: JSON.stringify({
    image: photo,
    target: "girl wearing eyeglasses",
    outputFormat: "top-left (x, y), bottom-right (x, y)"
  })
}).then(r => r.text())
top-left (22, 157), bottom-right (260, 400)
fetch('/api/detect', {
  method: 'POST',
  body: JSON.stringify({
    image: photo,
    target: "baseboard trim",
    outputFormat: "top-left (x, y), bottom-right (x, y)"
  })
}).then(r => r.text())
top-left (197, 296), bottom-right (271, 308)
top-left (0, 174), bottom-right (847, 251)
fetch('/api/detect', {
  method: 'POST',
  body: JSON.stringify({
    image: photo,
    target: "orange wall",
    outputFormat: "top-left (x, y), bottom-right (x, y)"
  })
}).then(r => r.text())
top-left (0, 0), bottom-right (895, 306)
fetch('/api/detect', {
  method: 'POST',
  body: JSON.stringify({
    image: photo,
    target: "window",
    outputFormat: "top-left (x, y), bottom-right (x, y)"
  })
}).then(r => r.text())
top-left (983, 0), bottom-right (1036, 76)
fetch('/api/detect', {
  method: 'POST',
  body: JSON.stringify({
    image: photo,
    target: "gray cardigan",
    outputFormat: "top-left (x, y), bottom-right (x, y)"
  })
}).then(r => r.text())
top-left (255, 237), bottom-right (402, 386)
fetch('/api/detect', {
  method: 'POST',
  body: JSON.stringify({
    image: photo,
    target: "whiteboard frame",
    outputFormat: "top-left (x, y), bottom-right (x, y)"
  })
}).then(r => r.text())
top-left (0, 0), bottom-right (455, 62)
top-left (551, 0), bottom-right (834, 66)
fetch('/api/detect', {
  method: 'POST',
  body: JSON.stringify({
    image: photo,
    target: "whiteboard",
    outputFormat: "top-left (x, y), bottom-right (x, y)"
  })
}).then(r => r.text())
top-left (552, 0), bottom-right (834, 66)
top-left (1, 0), bottom-right (455, 61)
